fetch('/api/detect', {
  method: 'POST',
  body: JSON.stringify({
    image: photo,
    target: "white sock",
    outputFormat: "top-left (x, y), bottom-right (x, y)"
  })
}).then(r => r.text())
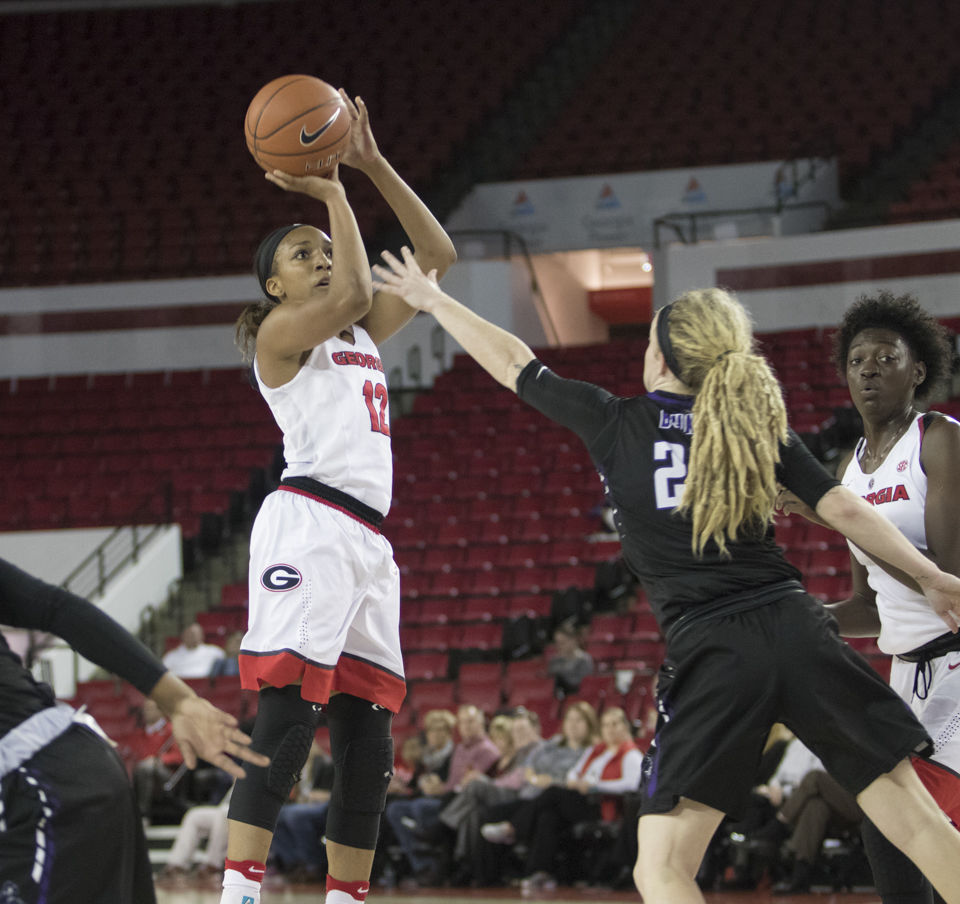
top-left (220, 869), bottom-right (261, 904)
top-left (325, 891), bottom-right (369, 904)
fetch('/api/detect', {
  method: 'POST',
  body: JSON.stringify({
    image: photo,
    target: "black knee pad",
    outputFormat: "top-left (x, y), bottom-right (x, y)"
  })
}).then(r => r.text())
top-left (324, 693), bottom-right (394, 850)
top-left (227, 685), bottom-right (323, 831)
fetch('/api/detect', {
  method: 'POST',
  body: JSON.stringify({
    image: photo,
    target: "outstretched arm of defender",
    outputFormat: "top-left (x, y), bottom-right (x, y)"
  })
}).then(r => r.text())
top-left (816, 485), bottom-right (960, 632)
top-left (373, 247), bottom-right (534, 390)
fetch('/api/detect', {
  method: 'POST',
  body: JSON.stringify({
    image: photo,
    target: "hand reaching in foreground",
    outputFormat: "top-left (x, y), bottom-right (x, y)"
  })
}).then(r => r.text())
top-left (775, 487), bottom-right (829, 526)
top-left (372, 246), bottom-right (445, 313)
top-left (916, 571), bottom-right (960, 633)
top-left (152, 673), bottom-right (268, 779)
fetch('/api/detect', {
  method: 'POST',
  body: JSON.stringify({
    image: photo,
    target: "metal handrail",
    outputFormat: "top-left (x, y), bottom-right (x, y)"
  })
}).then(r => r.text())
top-left (60, 483), bottom-right (173, 600)
top-left (653, 200), bottom-right (833, 248)
top-left (447, 228), bottom-right (559, 345)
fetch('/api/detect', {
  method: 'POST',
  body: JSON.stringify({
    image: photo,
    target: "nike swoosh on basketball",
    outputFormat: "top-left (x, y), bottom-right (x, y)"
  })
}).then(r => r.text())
top-left (300, 109), bottom-right (341, 146)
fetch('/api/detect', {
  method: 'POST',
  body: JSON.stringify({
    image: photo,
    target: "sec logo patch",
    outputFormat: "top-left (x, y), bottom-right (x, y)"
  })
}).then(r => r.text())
top-left (261, 564), bottom-right (303, 591)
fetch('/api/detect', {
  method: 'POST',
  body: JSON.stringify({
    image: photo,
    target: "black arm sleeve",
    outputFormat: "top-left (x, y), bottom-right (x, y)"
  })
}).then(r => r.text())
top-left (515, 359), bottom-right (618, 453)
top-left (776, 429), bottom-right (841, 510)
top-left (0, 557), bottom-right (167, 697)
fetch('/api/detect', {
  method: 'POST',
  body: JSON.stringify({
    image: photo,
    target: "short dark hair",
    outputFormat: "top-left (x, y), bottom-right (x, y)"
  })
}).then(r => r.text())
top-left (833, 291), bottom-right (954, 401)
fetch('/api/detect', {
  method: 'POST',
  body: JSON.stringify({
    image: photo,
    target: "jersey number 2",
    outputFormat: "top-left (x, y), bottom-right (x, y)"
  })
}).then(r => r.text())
top-left (653, 441), bottom-right (687, 509)
top-left (363, 380), bottom-right (391, 437)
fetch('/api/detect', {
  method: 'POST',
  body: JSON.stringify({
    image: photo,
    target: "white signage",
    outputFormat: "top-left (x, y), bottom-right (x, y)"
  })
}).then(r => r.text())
top-left (445, 159), bottom-right (839, 253)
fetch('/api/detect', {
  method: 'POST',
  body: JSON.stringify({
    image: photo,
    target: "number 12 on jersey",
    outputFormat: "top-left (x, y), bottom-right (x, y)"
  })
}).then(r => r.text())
top-left (653, 441), bottom-right (687, 508)
top-left (363, 380), bottom-right (391, 437)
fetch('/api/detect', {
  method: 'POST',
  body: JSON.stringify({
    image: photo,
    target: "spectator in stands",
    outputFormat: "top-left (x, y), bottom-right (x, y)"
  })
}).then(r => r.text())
top-left (375, 712), bottom-right (455, 881)
top-left (691, 723), bottom-right (797, 892)
top-left (467, 701), bottom-right (598, 886)
top-left (386, 735), bottom-right (426, 799)
top-left (418, 708), bottom-right (457, 782)
top-left (778, 291), bottom-right (960, 904)
top-left (158, 784), bottom-right (234, 887)
top-left (439, 708), bottom-right (545, 881)
top-left (746, 766), bottom-right (863, 893)
top-left (130, 698), bottom-right (187, 824)
top-left (270, 741), bottom-right (337, 883)
top-left (547, 621), bottom-right (594, 695)
top-left (0, 556), bottom-right (266, 904)
top-left (481, 706), bottom-right (641, 891)
top-left (373, 254), bottom-right (960, 904)
top-left (210, 631), bottom-right (243, 678)
top-left (224, 88), bottom-right (456, 904)
top-left (384, 704), bottom-right (499, 887)
top-left (162, 622), bottom-right (225, 679)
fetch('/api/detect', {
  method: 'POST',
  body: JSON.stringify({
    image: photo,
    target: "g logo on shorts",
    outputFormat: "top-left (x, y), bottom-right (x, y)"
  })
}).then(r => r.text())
top-left (261, 564), bottom-right (303, 591)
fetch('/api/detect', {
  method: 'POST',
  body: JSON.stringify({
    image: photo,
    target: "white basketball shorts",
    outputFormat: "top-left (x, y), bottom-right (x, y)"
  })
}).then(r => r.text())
top-left (238, 486), bottom-right (406, 712)
top-left (891, 652), bottom-right (960, 824)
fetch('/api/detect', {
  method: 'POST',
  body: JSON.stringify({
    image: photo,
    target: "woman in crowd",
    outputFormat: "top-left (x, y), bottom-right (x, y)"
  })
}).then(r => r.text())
top-left (481, 706), bottom-right (641, 890)
top-left (466, 701), bottom-right (598, 886)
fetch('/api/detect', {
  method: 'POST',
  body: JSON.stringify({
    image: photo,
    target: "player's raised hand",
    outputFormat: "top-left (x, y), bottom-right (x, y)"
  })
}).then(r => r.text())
top-left (372, 247), bottom-right (443, 312)
top-left (338, 91), bottom-right (380, 169)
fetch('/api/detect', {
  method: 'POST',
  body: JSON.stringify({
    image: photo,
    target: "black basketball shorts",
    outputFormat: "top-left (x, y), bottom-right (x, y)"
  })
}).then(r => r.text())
top-left (0, 724), bottom-right (155, 904)
top-left (640, 592), bottom-right (931, 818)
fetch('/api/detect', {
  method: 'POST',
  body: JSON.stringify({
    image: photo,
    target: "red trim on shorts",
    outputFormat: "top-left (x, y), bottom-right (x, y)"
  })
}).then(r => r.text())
top-left (912, 755), bottom-right (960, 825)
top-left (278, 485), bottom-right (382, 534)
top-left (239, 650), bottom-right (405, 713)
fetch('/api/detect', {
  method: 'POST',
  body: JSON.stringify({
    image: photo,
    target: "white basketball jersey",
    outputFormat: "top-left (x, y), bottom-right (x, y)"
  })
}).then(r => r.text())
top-left (840, 413), bottom-right (956, 655)
top-left (254, 325), bottom-right (393, 515)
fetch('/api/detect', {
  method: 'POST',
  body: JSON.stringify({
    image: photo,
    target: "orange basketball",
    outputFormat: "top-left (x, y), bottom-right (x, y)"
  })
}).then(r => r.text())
top-left (245, 75), bottom-right (351, 177)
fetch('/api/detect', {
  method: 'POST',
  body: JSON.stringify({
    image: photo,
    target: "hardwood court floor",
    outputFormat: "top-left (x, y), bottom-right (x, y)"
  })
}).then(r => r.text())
top-left (154, 877), bottom-right (882, 904)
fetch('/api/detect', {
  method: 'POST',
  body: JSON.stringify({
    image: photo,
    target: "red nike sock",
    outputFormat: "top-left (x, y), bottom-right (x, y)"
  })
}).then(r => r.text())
top-left (223, 858), bottom-right (266, 883)
top-left (325, 874), bottom-right (371, 903)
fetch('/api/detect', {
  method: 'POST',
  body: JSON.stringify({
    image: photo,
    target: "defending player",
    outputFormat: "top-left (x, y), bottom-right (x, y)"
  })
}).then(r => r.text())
top-left (0, 556), bottom-right (267, 904)
top-left (371, 247), bottom-right (960, 904)
top-left (222, 95), bottom-right (455, 904)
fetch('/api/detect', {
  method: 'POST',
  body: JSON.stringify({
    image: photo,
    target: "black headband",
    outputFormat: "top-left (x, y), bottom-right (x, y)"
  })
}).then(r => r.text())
top-left (254, 223), bottom-right (304, 300)
top-left (656, 302), bottom-right (684, 378)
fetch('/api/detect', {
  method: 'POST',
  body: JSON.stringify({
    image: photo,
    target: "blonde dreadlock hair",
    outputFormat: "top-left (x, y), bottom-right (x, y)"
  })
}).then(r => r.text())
top-left (661, 288), bottom-right (787, 556)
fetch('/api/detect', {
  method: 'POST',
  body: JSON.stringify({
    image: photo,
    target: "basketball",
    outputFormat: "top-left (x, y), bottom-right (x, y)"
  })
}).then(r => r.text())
top-left (245, 75), bottom-right (351, 177)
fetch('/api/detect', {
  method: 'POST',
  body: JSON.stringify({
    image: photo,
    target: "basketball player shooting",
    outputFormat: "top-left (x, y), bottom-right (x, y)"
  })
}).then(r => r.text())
top-left (221, 89), bottom-right (456, 904)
